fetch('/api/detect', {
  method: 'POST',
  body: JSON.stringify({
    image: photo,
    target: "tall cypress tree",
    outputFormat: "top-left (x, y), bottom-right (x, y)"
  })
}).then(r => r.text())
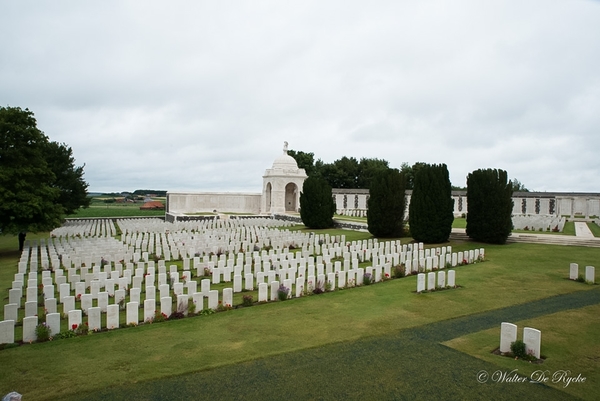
top-left (466, 168), bottom-right (513, 244)
top-left (409, 163), bottom-right (454, 243)
top-left (367, 169), bottom-right (406, 237)
top-left (300, 176), bottom-right (336, 229)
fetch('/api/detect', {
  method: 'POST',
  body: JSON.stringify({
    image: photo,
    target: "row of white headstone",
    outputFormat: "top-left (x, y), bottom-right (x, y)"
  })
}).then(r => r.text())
top-left (416, 270), bottom-right (456, 292)
top-left (569, 263), bottom-right (595, 283)
top-left (500, 322), bottom-right (541, 359)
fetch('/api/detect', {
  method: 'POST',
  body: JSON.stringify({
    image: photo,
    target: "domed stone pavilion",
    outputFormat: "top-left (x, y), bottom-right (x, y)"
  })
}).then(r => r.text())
top-left (262, 142), bottom-right (308, 214)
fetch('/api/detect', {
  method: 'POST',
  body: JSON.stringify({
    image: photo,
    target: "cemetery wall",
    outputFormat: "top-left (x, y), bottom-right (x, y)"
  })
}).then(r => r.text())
top-left (333, 189), bottom-right (600, 219)
top-left (167, 192), bottom-right (262, 215)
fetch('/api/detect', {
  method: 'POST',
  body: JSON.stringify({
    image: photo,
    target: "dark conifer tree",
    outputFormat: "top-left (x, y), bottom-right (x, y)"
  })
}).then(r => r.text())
top-left (409, 163), bottom-right (454, 243)
top-left (299, 176), bottom-right (336, 229)
top-left (367, 169), bottom-right (406, 237)
top-left (466, 168), bottom-right (513, 244)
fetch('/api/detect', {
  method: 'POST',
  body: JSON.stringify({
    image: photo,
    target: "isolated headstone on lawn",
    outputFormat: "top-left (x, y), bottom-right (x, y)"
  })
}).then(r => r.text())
top-left (523, 327), bottom-right (541, 359)
top-left (585, 266), bottom-right (595, 283)
top-left (500, 322), bottom-right (517, 353)
top-left (569, 263), bottom-right (579, 280)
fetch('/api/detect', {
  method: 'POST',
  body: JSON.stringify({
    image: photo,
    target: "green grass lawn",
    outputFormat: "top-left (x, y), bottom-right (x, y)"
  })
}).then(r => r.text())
top-left (587, 222), bottom-right (600, 237)
top-left (1, 230), bottom-right (599, 400)
top-left (444, 303), bottom-right (600, 400)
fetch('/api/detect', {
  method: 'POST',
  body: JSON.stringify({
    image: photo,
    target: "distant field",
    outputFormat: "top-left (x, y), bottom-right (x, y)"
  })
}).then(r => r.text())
top-left (70, 198), bottom-right (165, 218)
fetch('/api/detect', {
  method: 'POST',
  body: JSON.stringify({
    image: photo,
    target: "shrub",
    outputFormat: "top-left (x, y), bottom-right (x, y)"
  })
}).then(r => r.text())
top-left (393, 265), bottom-right (405, 278)
top-left (277, 285), bottom-right (290, 301)
top-left (153, 310), bottom-right (168, 323)
top-left (510, 340), bottom-right (527, 359)
top-left (35, 323), bottom-right (51, 342)
top-left (363, 273), bottom-right (373, 285)
top-left (242, 294), bottom-right (253, 307)
top-left (169, 311), bottom-right (185, 320)
top-left (187, 301), bottom-right (196, 316)
top-left (74, 323), bottom-right (89, 336)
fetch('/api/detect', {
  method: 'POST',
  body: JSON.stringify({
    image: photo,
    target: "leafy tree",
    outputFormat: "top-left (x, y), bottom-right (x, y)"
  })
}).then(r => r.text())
top-left (409, 163), bottom-right (454, 243)
top-left (319, 156), bottom-right (360, 188)
top-left (287, 150), bottom-right (318, 177)
top-left (356, 158), bottom-right (390, 189)
top-left (45, 141), bottom-right (90, 215)
top-left (0, 106), bottom-right (90, 235)
top-left (367, 169), bottom-right (406, 237)
top-left (400, 161), bottom-right (428, 190)
top-left (299, 176), bottom-right (336, 229)
top-left (510, 178), bottom-right (529, 192)
top-left (466, 168), bottom-right (513, 244)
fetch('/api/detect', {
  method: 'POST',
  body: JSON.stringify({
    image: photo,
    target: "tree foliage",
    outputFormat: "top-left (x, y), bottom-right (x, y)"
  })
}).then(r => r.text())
top-left (288, 149), bottom-right (390, 190)
top-left (367, 169), bottom-right (406, 237)
top-left (408, 163), bottom-right (454, 243)
top-left (299, 176), bottom-right (336, 229)
top-left (0, 106), bottom-right (90, 234)
top-left (466, 168), bottom-right (513, 244)
top-left (510, 178), bottom-right (529, 192)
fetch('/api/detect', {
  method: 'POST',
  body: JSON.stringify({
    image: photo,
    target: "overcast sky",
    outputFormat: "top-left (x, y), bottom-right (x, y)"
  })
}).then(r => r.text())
top-left (2, 1), bottom-right (599, 193)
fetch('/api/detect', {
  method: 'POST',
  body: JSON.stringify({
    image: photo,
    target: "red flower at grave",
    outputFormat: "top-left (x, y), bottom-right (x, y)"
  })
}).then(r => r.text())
top-left (385, 273), bottom-right (390, 278)
top-left (72, 324), bottom-right (78, 330)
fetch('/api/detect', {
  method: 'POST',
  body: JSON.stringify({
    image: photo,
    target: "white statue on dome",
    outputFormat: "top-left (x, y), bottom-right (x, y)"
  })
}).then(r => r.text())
top-left (283, 141), bottom-right (288, 154)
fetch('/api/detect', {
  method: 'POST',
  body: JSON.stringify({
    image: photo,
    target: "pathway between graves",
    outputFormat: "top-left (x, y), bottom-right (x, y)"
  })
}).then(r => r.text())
top-left (76, 288), bottom-right (600, 401)
top-left (574, 222), bottom-right (595, 238)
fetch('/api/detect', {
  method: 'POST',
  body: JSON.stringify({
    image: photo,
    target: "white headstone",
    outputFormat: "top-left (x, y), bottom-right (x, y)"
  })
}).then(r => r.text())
top-left (417, 273), bottom-right (426, 293)
top-left (144, 299), bottom-right (156, 322)
top-left (46, 312), bottom-right (60, 336)
top-left (585, 266), bottom-right (595, 283)
top-left (4, 304), bottom-right (17, 322)
top-left (161, 296), bottom-right (172, 316)
top-left (23, 316), bottom-right (38, 342)
top-left (68, 309), bottom-right (82, 331)
top-left (25, 301), bottom-right (37, 317)
top-left (523, 327), bottom-right (541, 359)
top-left (569, 263), bottom-right (579, 280)
top-left (207, 290), bottom-right (219, 310)
top-left (258, 283), bottom-right (268, 302)
top-left (447, 270), bottom-right (456, 287)
top-left (107, 304), bottom-right (120, 329)
top-left (88, 307), bottom-right (102, 331)
top-left (437, 271), bottom-right (446, 288)
top-left (500, 322), bottom-right (517, 353)
top-left (427, 272), bottom-right (436, 291)
top-left (126, 302), bottom-right (139, 325)
top-left (0, 320), bottom-right (15, 344)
